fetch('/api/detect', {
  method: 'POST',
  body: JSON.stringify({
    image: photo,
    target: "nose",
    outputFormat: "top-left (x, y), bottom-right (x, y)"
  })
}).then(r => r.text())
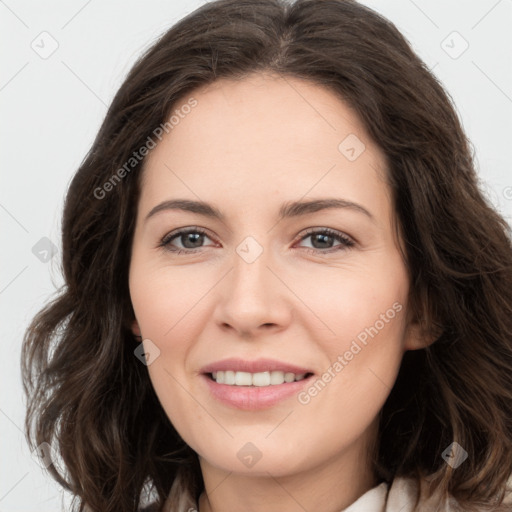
top-left (212, 240), bottom-right (292, 339)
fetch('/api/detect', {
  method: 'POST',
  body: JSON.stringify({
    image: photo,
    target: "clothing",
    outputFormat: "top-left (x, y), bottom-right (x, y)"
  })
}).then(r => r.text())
top-left (142, 475), bottom-right (512, 512)
top-left (346, 476), bottom-right (512, 511)
top-left (343, 477), bottom-right (449, 511)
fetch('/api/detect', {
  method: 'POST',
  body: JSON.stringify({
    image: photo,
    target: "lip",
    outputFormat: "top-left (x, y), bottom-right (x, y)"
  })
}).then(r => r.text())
top-left (200, 357), bottom-right (312, 375)
top-left (200, 358), bottom-right (314, 410)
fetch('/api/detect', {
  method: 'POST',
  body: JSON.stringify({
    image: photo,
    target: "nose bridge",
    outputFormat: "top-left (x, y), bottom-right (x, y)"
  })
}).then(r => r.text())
top-left (214, 233), bottom-right (288, 333)
top-left (230, 234), bottom-right (272, 305)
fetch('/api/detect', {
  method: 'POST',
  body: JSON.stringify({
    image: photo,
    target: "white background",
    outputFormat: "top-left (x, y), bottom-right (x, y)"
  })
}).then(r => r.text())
top-left (1, 0), bottom-right (511, 510)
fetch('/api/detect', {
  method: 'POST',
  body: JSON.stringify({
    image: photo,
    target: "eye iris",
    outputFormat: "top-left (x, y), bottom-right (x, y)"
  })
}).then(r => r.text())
top-left (181, 232), bottom-right (204, 249)
top-left (312, 233), bottom-right (333, 249)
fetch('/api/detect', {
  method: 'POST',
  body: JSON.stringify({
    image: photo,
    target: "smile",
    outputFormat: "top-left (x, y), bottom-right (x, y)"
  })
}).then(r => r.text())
top-left (210, 370), bottom-right (310, 386)
top-left (200, 358), bottom-right (315, 410)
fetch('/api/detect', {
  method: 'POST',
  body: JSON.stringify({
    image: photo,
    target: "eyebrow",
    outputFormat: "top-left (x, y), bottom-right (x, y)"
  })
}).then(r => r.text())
top-left (144, 198), bottom-right (374, 223)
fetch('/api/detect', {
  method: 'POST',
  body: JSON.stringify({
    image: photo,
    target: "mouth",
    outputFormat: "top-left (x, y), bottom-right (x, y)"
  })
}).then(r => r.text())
top-left (199, 358), bottom-right (315, 410)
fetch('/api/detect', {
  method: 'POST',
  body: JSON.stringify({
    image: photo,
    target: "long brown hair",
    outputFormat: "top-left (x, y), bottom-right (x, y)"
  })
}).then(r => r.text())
top-left (21, 0), bottom-right (512, 511)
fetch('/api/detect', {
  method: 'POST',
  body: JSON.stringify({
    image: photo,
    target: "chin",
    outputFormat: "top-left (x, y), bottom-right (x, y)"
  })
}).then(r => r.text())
top-left (196, 438), bottom-right (319, 478)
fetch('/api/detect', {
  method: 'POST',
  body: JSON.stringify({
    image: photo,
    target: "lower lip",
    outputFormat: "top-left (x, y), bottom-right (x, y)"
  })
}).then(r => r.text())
top-left (202, 374), bottom-right (313, 410)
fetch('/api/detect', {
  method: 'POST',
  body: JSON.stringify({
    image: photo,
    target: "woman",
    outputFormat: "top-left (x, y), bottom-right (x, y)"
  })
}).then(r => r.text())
top-left (22, 0), bottom-right (512, 511)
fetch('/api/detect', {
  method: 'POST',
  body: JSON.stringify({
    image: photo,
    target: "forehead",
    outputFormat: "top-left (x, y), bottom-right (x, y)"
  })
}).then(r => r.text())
top-left (139, 73), bottom-right (391, 222)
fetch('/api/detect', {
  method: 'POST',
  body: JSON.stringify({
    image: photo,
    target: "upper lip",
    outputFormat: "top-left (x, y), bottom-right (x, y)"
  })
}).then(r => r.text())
top-left (200, 358), bottom-right (313, 375)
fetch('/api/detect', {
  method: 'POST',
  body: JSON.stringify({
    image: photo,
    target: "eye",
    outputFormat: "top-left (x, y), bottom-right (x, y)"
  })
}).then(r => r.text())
top-left (159, 227), bottom-right (216, 254)
top-left (158, 226), bottom-right (355, 255)
top-left (295, 228), bottom-right (355, 254)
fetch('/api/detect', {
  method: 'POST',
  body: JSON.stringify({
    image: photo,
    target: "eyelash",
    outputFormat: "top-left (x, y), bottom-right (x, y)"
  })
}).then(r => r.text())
top-left (158, 226), bottom-right (355, 255)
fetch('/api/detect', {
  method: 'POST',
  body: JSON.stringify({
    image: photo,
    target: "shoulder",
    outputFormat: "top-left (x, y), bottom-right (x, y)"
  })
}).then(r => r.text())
top-left (386, 475), bottom-right (512, 512)
top-left (386, 476), bottom-right (464, 511)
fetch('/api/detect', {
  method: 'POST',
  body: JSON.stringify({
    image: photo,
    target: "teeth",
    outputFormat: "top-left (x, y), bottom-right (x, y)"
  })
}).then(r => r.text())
top-left (252, 371), bottom-right (270, 387)
top-left (270, 371), bottom-right (285, 385)
top-left (211, 370), bottom-right (309, 386)
top-left (235, 371), bottom-right (252, 386)
top-left (284, 372), bottom-right (295, 383)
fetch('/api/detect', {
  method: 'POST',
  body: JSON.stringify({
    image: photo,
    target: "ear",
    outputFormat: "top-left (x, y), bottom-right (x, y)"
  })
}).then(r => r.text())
top-left (403, 316), bottom-right (442, 351)
top-left (131, 319), bottom-right (142, 339)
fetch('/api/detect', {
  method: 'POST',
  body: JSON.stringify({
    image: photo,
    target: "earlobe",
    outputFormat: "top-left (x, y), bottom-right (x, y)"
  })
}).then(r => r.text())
top-left (131, 320), bottom-right (142, 339)
top-left (403, 321), bottom-right (441, 351)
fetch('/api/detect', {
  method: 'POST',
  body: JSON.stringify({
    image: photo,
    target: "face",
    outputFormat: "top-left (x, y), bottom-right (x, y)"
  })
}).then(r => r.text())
top-left (129, 72), bottom-right (424, 480)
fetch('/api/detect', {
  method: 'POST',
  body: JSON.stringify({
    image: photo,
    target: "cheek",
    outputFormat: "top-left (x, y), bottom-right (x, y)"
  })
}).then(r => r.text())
top-left (129, 259), bottom-right (211, 433)
top-left (295, 257), bottom-right (408, 422)
top-left (293, 252), bottom-right (409, 350)
top-left (295, 306), bottom-right (406, 462)
top-left (129, 256), bottom-right (201, 341)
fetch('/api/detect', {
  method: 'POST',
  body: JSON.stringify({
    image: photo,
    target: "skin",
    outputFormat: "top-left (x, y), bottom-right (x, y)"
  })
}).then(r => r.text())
top-left (129, 72), bottom-right (431, 512)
